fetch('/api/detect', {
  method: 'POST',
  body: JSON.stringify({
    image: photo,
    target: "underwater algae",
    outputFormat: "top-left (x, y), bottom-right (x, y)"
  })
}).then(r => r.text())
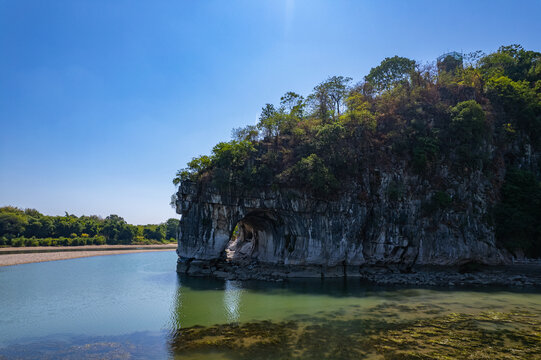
top-left (169, 305), bottom-right (541, 360)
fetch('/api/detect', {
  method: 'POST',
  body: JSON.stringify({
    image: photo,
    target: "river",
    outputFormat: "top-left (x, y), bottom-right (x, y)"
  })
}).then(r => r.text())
top-left (0, 251), bottom-right (539, 359)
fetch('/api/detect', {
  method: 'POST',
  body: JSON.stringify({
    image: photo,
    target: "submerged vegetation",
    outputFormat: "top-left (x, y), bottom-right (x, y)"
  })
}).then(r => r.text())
top-left (0, 206), bottom-right (179, 246)
top-left (169, 303), bottom-right (541, 360)
top-left (174, 44), bottom-right (541, 257)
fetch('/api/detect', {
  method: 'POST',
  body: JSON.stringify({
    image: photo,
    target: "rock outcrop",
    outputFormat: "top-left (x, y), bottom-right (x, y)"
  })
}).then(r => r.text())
top-left (175, 164), bottom-right (512, 279)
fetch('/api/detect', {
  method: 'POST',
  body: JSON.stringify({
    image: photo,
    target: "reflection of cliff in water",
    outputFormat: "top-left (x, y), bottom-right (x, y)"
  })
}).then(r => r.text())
top-left (166, 277), bottom-right (541, 360)
top-left (168, 275), bottom-right (248, 332)
top-left (2, 273), bottom-right (540, 359)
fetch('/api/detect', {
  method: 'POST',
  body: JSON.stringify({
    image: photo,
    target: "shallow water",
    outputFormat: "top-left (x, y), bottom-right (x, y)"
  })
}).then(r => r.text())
top-left (0, 251), bottom-right (540, 359)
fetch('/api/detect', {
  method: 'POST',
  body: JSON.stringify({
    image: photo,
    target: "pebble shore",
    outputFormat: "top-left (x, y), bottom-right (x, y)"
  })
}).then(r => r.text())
top-left (0, 244), bottom-right (177, 267)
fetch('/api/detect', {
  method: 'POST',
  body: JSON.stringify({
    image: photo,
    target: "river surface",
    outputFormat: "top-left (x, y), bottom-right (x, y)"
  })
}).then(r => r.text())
top-left (0, 251), bottom-right (540, 359)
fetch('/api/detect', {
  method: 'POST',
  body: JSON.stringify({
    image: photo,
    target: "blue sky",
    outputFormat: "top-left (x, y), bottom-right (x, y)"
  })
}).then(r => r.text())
top-left (1, 0), bottom-right (540, 224)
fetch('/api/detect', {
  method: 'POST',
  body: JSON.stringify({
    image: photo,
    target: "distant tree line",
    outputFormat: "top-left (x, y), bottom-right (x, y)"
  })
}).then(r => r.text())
top-left (0, 206), bottom-right (179, 247)
top-left (173, 44), bottom-right (541, 258)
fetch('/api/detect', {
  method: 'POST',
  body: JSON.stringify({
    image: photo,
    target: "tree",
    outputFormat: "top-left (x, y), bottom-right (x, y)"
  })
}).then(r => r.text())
top-left (365, 56), bottom-right (416, 93)
top-left (257, 103), bottom-right (281, 140)
top-left (24, 218), bottom-right (43, 238)
top-left (463, 50), bottom-right (485, 67)
top-left (450, 100), bottom-right (487, 144)
top-left (232, 125), bottom-right (259, 142)
top-left (281, 154), bottom-right (338, 196)
top-left (210, 140), bottom-right (257, 189)
top-left (480, 44), bottom-right (541, 82)
top-left (280, 91), bottom-right (305, 117)
top-left (165, 218), bottom-right (180, 240)
top-left (173, 155), bottom-right (212, 185)
top-left (324, 76), bottom-right (352, 116)
top-left (80, 215), bottom-right (101, 236)
top-left (54, 215), bottom-right (83, 237)
top-left (0, 212), bottom-right (27, 236)
top-left (143, 224), bottom-right (165, 241)
top-left (486, 76), bottom-right (541, 143)
top-left (310, 76), bottom-right (352, 121)
top-left (341, 92), bottom-right (376, 130)
top-left (448, 100), bottom-right (488, 168)
top-left (308, 85), bottom-right (331, 122)
top-left (118, 224), bottom-right (136, 244)
top-left (24, 208), bottom-right (42, 217)
top-left (102, 215), bottom-right (127, 244)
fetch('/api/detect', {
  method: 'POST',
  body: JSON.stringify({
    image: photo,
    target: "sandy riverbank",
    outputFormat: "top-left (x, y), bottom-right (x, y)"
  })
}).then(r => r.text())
top-left (0, 244), bottom-right (177, 267)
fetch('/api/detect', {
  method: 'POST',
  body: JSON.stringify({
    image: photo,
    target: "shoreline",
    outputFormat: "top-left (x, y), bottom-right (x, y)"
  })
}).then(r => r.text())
top-left (178, 259), bottom-right (541, 288)
top-left (0, 244), bottom-right (177, 267)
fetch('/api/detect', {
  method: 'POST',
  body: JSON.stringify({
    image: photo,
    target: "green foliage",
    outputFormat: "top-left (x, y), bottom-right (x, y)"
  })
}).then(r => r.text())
top-left (308, 76), bottom-right (352, 122)
top-left (341, 93), bottom-right (376, 130)
top-left (450, 100), bottom-right (487, 144)
top-left (486, 76), bottom-right (541, 143)
top-left (171, 45), bottom-right (541, 258)
top-left (166, 218), bottom-right (180, 240)
top-left (210, 140), bottom-right (257, 189)
top-left (365, 56), bottom-right (416, 93)
top-left (495, 170), bottom-right (541, 257)
top-left (1, 235), bottom-right (107, 247)
top-left (232, 125), bottom-right (259, 142)
top-left (281, 154), bottom-right (338, 196)
top-left (480, 44), bottom-right (541, 82)
top-left (102, 215), bottom-right (132, 244)
top-left (280, 91), bottom-right (305, 118)
top-left (142, 224), bottom-right (166, 241)
top-left (0, 211), bottom-right (27, 236)
top-left (211, 140), bottom-right (256, 169)
top-left (315, 123), bottom-right (346, 149)
top-left (174, 155), bottom-right (212, 184)
top-left (448, 100), bottom-right (488, 168)
top-left (174, 44), bottom-right (540, 190)
top-left (173, 140), bottom-right (256, 188)
top-left (312, 122), bottom-right (351, 174)
top-left (257, 103), bottom-right (281, 139)
top-left (320, 76), bottom-right (352, 117)
top-left (231, 224), bottom-right (240, 240)
top-left (0, 206), bottom-right (177, 247)
top-left (412, 136), bottom-right (439, 173)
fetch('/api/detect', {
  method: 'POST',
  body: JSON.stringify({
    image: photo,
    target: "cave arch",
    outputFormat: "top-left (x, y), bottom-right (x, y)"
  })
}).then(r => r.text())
top-left (224, 210), bottom-right (280, 263)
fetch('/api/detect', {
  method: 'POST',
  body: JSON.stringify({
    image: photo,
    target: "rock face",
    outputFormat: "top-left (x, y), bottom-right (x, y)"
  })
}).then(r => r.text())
top-left (176, 165), bottom-right (511, 278)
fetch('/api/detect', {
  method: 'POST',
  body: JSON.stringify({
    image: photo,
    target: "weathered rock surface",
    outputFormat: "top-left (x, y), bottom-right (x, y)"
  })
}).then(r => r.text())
top-left (175, 165), bottom-right (515, 280)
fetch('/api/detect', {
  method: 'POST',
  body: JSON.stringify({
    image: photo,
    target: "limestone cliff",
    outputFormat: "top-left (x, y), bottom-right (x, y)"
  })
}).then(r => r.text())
top-left (175, 163), bottom-right (513, 278)
top-left (174, 46), bottom-right (541, 278)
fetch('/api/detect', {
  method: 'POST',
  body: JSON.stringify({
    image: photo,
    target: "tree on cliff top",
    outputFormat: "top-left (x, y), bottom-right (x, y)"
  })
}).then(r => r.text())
top-left (308, 76), bottom-right (352, 122)
top-left (173, 44), bottom-right (541, 256)
top-left (364, 56), bottom-right (416, 93)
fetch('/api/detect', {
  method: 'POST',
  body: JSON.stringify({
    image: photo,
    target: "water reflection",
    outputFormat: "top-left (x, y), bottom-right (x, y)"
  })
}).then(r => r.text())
top-left (167, 275), bottom-right (541, 360)
top-left (224, 280), bottom-right (243, 322)
top-left (1, 252), bottom-right (540, 359)
top-left (169, 275), bottom-right (183, 331)
top-left (169, 277), bottom-right (246, 331)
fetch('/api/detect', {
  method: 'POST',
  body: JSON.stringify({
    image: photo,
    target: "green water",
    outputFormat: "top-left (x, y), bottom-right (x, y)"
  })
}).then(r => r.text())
top-left (0, 251), bottom-right (540, 359)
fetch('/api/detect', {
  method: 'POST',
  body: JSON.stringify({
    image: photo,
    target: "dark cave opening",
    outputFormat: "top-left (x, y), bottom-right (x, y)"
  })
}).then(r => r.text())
top-left (224, 210), bottom-right (278, 263)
